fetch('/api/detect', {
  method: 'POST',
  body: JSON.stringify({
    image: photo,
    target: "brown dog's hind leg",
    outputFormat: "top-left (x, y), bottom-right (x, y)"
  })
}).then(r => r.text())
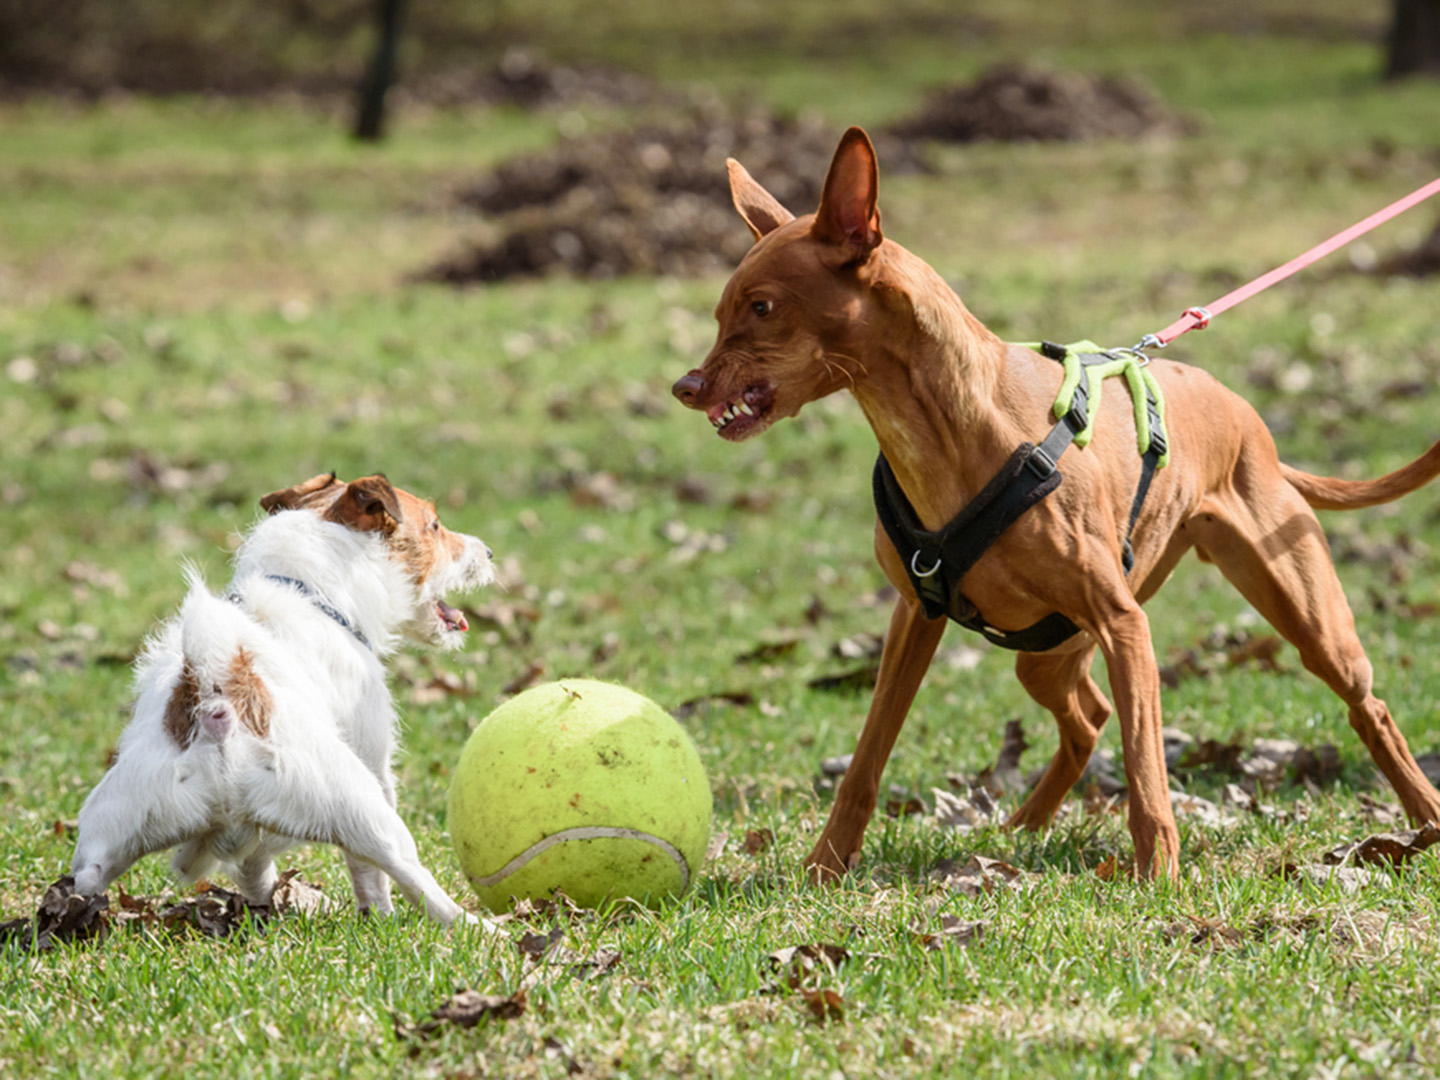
top-left (805, 596), bottom-right (947, 882)
top-left (1191, 488), bottom-right (1440, 827)
top-left (1008, 645), bottom-right (1111, 830)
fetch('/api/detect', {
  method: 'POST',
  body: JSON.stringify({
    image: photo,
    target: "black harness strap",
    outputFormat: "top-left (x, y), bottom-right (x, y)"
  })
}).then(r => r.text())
top-left (873, 347), bottom-right (1166, 653)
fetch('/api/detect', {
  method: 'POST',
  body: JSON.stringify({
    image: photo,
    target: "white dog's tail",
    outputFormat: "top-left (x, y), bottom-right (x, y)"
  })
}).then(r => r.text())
top-left (170, 574), bottom-right (274, 746)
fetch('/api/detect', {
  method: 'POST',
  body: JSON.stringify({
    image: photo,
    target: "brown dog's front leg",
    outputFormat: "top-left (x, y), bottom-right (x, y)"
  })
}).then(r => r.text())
top-left (806, 596), bottom-right (947, 882)
top-left (1095, 606), bottom-right (1180, 880)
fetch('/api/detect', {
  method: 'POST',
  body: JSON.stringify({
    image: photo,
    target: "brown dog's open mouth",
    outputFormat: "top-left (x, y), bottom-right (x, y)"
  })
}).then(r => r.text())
top-left (707, 383), bottom-right (775, 441)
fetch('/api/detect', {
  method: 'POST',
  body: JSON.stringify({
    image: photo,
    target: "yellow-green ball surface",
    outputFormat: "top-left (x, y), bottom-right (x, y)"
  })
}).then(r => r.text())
top-left (448, 679), bottom-right (712, 910)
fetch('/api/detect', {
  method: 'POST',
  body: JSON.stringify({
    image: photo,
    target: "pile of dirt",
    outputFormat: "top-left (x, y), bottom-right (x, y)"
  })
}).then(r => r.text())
top-left (415, 48), bottom-right (669, 111)
top-left (418, 106), bottom-right (925, 283)
top-left (889, 63), bottom-right (1195, 143)
top-left (1374, 218), bottom-right (1440, 276)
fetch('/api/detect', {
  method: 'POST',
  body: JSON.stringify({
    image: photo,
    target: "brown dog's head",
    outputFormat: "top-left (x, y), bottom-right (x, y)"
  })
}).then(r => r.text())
top-left (672, 127), bottom-right (887, 440)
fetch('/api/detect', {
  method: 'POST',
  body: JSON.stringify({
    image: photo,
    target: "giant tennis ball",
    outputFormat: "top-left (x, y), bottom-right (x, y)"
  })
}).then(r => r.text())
top-left (448, 679), bottom-right (712, 911)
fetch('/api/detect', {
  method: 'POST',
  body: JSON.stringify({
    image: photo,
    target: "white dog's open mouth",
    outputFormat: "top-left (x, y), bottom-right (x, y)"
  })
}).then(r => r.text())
top-left (436, 598), bottom-right (469, 634)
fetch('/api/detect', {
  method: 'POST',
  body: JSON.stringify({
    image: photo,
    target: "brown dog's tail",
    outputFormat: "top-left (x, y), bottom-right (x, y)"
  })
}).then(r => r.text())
top-left (1283, 439), bottom-right (1440, 510)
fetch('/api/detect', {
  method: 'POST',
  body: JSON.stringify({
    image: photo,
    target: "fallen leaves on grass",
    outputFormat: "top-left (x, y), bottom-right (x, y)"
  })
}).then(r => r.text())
top-left (0, 876), bottom-right (109, 951)
top-left (1322, 822), bottom-right (1440, 869)
top-left (1169, 790), bottom-right (1237, 828)
top-left (764, 943), bottom-right (851, 1024)
top-left (742, 828), bottom-right (775, 856)
top-left (806, 663), bottom-right (880, 694)
top-left (1274, 862), bottom-right (1379, 895)
top-left (929, 855), bottom-right (1034, 897)
top-left (1159, 627), bottom-right (1286, 687)
top-left (501, 659), bottom-right (548, 697)
top-left (0, 870), bottom-right (334, 950)
top-left (671, 690), bottom-right (754, 721)
top-left (395, 988), bottom-right (528, 1039)
top-left (932, 785), bottom-right (1002, 832)
top-left (976, 720), bottom-right (1030, 796)
top-left (913, 914), bottom-right (986, 951)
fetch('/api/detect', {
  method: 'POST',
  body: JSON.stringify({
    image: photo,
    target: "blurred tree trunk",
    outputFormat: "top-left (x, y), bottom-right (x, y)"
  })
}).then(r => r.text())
top-left (354, 0), bottom-right (407, 141)
top-left (1386, 0), bottom-right (1440, 78)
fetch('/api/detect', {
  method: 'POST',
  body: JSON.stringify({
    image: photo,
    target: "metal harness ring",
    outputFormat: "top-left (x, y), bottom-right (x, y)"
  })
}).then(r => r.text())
top-left (910, 550), bottom-right (942, 578)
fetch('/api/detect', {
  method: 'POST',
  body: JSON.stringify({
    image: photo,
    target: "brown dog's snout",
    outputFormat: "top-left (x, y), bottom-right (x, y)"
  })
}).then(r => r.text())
top-left (672, 371), bottom-right (707, 407)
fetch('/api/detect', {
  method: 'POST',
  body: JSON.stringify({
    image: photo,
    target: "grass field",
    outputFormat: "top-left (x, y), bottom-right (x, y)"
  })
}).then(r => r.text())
top-left (3, 2), bottom-right (1440, 1076)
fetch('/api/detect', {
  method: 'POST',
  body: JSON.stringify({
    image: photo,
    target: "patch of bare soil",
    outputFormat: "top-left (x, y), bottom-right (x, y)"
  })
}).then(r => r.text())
top-left (417, 105), bottom-right (926, 283)
top-left (888, 63), bottom-right (1196, 144)
top-left (413, 47), bottom-right (670, 111)
top-left (1374, 218), bottom-right (1440, 276)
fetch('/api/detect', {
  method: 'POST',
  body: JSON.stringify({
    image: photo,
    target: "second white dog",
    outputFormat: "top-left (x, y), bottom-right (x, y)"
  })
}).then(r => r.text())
top-left (71, 472), bottom-right (493, 926)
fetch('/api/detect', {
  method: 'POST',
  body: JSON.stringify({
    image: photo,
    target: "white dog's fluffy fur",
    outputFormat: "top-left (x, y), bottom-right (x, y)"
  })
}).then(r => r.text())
top-left (71, 473), bottom-right (493, 926)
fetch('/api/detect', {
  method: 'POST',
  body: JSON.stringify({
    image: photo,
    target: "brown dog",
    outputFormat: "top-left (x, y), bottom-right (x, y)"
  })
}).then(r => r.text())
top-left (672, 127), bottom-right (1440, 880)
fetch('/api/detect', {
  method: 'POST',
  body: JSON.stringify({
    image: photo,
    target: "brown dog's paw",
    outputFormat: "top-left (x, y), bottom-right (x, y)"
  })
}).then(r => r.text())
top-left (803, 843), bottom-right (857, 886)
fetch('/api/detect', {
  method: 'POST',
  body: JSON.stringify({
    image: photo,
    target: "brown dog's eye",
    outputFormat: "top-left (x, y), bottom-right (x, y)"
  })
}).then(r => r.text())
top-left (429, 520), bottom-right (440, 532)
top-left (751, 299), bottom-right (773, 317)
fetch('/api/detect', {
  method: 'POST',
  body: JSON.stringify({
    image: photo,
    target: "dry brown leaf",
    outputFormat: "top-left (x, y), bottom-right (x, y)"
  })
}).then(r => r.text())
top-left (797, 986), bottom-right (846, 1024)
top-left (0, 876), bottom-right (109, 951)
top-left (517, 926), bottom-right (565, 959)
top-left (931, 854), bottom-right (1033, 896)
top-left (807, 663), bottom-right (880, 693)
top-left (742, 829), bottom-right (774, 856)
top-left (672, 690), bottom-right (754, 720)
top-left (398, 988), bottom-right (528, 1038)
top-left (769, 942), bottom-right (851, 981)
top-left (736, 637), bottom-right (801, 665)
top-left (976, 719), bottom-right (1029, 795)
top-left (501, 659), bottom-right (547, 697)
top-left (269, 870), bottom-right (334, 916)
top-left (1323, 822), bottom-right (1440, 869)
top-left (933, 785), bottom-right (1002, 831)
top-left (914, 915), bottom-right (985, 950)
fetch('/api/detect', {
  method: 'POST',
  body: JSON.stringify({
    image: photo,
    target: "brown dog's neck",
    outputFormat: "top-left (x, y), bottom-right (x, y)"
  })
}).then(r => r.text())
top-left (848, 244), bottom-right (1021, 530)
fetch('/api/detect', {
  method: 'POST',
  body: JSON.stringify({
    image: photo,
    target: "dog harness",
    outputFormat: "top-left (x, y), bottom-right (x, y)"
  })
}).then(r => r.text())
top-left (227, 574), bottom-right (372, 651)
top-left (873, 341), bottom-right (1169, 653)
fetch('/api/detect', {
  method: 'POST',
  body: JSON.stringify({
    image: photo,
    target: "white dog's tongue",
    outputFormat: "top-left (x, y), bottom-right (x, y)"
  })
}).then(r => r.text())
top-left (437, 600), bottom-right (468, 633)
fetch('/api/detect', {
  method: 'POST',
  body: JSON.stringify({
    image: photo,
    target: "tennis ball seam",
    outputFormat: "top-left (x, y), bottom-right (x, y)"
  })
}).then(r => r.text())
top-left (470, 825), bottom-right (690, 892)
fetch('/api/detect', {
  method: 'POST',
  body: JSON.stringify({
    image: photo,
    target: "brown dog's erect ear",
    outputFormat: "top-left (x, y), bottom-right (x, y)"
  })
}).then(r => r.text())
top-left (812, 126), bottom-right (883, 262)
top-left (259, 473), bottom-right (342, 515)
top-left (727, 158), bottom-right (796, 241)
top-left (325, 474), bottom-right (403, 533)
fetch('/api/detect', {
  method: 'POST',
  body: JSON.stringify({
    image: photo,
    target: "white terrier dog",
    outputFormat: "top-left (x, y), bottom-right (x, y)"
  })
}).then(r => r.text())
top-left (71, 473), bottom-right (494, 926)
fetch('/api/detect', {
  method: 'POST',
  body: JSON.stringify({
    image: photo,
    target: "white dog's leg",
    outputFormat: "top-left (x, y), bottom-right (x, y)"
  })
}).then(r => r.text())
top-left (170, 838), bottom-right (218, 884)
top-left (244, 749), bottom-right (468, 926)
top-left (232, 850), bottom-right (280, 906)
top-left (345, 853), bottom-right (395, 916)
top-left (72, 762), bottom-right (205, 896)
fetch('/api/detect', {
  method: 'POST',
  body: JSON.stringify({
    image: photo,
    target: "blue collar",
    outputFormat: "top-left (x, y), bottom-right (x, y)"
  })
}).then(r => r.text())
top-left (260, 575), bottom-right (371, 650)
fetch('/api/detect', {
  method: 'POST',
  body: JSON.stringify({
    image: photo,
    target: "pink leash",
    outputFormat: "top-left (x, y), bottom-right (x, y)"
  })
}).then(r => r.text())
top-left (1135, 175), bottom-right (1440, 351)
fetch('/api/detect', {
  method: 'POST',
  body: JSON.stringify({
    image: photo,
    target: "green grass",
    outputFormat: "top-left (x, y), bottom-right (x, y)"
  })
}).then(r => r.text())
top-left (4, 2), bottom-right (1440, 1076)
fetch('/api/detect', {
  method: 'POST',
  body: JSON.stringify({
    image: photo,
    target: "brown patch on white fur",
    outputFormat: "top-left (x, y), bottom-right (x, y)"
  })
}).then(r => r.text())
top-left (226, 648), bottom-right (274, 739)
top-left (163, 664), bottom-right (200, 749)
top-left (260, 473), bottom-right (342, 515)
top-left (324, 476), bottom-right (403, 535)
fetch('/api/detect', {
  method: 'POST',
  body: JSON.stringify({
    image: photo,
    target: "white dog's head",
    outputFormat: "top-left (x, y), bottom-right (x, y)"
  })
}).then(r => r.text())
top-left (259, 473), bottom-right (494, 648)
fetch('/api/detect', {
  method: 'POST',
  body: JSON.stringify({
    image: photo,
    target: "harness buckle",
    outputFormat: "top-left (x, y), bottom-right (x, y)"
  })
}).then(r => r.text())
top-left (1025, 445), bottom-right (1057, 480)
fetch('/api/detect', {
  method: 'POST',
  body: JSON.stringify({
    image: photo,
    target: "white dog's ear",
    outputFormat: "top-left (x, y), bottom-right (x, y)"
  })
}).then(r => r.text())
top-left (326, 475), bottom-right (403, 533)
top-left (260, 473), bottom-right (342, 515)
